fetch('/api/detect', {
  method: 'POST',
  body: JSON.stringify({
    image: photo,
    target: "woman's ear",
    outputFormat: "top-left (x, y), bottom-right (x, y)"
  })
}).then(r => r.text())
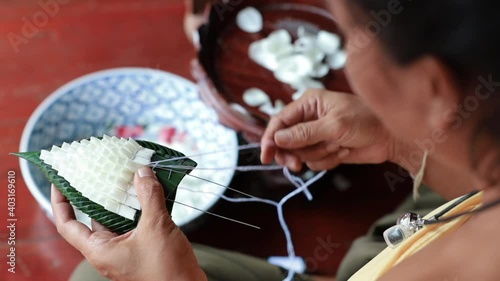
top-left (407, 56), bottom-right (462, 130)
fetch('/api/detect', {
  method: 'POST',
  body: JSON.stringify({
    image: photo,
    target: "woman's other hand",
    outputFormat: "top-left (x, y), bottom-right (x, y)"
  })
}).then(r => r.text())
top-left (261, 89), bottom-right (396, 171)
top-left (51, 167), bottom-right (207, 281)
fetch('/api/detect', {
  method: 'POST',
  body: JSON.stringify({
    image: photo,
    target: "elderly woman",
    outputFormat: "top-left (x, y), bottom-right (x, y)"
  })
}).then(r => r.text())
top-left (61, 0), bottom-right (500, 280)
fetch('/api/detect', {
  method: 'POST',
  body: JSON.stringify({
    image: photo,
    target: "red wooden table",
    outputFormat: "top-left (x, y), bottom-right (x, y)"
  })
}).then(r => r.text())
top-left (0, 1), bottom-right (194, 280)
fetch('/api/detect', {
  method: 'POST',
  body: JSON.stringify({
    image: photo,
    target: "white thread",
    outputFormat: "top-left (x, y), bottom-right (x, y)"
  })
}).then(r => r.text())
top-left (279, 170), bottom-right (326, 281)
top-left (163, 165), bottom-right (314, 201)
top-left (283, 168), bottom-right (314, 201)
top-left (169, 169), bottom-right (260, 200)
top-left (154, 164), bottom-right (283, 172)
top-left (166, 198), bottom-right (261, 229)
top-left (149, 143), bottom-right (262, 165)
top-left (413, 150), bottom-right (428, 201)
top-left (151, 144), bottom-right (326, 281)
top-left (178, 168), bottom-right (327, 281)
top-left (179, 186), bottom-right (278, 206)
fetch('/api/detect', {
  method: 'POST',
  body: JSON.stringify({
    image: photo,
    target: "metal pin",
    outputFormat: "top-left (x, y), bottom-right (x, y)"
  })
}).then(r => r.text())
top-left (168, 169), bottom-right (260, 200)
top-left (149, 143), bottom-right (262, 165)
top-left (167, 199), bottom-right (260, 230)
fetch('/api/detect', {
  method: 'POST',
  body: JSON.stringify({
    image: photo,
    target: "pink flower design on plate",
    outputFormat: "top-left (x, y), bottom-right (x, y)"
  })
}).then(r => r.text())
top-left (159, 126), bottom-right (186, 144)
top-left (115, 125), bottom-right (145, 138)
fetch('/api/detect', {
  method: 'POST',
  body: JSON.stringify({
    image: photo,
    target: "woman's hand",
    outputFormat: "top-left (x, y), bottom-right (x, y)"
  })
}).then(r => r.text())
top-left (261, 89), bottom-right (396, 171)
top-left (51, 167), bottom-right (207, 281)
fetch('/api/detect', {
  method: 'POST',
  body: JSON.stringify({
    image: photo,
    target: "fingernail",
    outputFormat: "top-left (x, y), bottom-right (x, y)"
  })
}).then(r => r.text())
top-left (291, 161), bottom-right (302, 172)
top-left (261, 139), bottom-right (276, 148)
top-left (137, 167), bottom-right (155, 178)
top-left (285, 155), bottom-right (300, 171)
top-left (326, 143), bottom-right (340, 153)
top-left (275, 130), bottom-right (291, 144)
top-left (338, 148), bottom-right (350, 159)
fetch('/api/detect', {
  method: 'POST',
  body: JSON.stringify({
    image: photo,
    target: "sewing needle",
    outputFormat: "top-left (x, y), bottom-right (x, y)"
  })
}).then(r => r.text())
top-left (166, 199), bottom-right (261, 230)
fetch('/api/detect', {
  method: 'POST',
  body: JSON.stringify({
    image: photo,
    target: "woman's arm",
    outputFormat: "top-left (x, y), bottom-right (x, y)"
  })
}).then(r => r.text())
top-left (261, 89), bottom-right (477, 200)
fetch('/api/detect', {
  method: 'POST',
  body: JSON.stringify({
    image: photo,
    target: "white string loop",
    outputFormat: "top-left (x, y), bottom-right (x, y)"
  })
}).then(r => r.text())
top-left (148, 144), bottom-right (327, 281)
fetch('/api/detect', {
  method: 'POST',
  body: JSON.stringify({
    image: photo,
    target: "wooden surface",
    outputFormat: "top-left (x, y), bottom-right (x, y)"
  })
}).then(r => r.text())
top-left (0, 1), bottom-right (194, 280)
top-left (0, 1), bottom-right (411, 280)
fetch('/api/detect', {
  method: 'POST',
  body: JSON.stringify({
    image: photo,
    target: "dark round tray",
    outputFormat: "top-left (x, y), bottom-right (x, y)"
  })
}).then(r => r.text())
top-left (192, 0), bottom-right (351, 142)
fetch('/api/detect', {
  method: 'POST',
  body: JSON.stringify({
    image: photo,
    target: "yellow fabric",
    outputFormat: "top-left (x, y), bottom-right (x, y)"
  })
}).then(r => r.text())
top-left (348, 192), bottom-right (483, 281)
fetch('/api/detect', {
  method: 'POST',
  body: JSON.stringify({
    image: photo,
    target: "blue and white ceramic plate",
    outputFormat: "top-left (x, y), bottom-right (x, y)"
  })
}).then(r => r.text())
top-left (19, 68), bottom-right (239, 227)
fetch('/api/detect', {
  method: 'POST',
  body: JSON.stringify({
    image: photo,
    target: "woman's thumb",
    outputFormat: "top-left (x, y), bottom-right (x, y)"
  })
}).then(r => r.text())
top-left (134, 167), bottom-right (169, 221)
